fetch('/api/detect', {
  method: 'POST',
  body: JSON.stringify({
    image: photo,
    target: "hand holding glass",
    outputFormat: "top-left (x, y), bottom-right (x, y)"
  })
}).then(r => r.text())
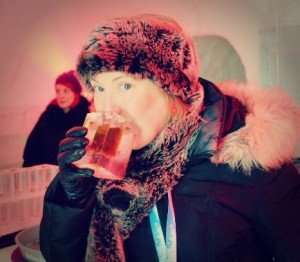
top-left (73, 112), bottom-right (135, 180)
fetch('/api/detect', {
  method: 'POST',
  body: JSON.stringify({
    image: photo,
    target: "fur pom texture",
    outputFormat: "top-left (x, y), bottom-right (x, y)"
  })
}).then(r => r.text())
top-left (212, 81), bottom-right (300, 173)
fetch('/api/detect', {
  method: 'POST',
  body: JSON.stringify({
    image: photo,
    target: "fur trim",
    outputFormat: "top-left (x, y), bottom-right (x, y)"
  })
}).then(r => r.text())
top-left (212, 81), bottom-right (300, 173)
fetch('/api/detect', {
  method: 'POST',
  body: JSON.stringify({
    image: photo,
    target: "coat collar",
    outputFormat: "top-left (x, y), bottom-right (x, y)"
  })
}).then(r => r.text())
top-left (189, 79), bottom-right (300, 174)
top-left (188, 78), bottom-right (246, 163)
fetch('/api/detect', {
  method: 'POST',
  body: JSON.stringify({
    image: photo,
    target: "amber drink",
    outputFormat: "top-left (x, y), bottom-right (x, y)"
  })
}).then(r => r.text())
top-left (73, 112), bottom-right (135, 179)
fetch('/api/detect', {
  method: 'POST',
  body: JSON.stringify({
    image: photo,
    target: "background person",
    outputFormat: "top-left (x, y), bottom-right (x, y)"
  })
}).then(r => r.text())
top-left (23, 70), bottom-right (90, 167)
top-left (40, 14), bottom-right (300, 261)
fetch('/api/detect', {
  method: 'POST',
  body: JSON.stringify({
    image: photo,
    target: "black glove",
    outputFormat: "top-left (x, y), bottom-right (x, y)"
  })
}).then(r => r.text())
top-left (57, 126), bottom-right (96, 207)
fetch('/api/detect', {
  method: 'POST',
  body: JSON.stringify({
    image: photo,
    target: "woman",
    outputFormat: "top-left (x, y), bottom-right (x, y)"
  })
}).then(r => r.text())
top-left (40, 15), bottom-right (300, 261)
top-left (23, 70), bottom-right (90, 167)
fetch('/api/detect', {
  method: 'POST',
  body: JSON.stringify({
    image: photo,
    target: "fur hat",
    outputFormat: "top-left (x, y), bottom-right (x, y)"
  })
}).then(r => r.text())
top-left (55, 70), bottom-right (82, 94)
top-left (76, 14), bottom-right (202, 105)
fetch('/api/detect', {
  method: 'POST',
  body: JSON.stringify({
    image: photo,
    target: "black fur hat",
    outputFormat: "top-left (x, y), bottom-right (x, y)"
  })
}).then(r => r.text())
top-left (76, 14), bottom-right (202, 105)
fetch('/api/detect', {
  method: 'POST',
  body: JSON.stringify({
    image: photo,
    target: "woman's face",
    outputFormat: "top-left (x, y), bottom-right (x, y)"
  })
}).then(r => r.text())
top-left (55, 84), bottom-right (75, 111)
top-left (90, 71), bottom-right (170, 150)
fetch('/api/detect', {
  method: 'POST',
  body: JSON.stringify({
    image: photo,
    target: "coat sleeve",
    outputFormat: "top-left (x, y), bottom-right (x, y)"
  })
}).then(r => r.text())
top-left (23, 116), bottom-right (44, 167)
top-left (256, 162), bottom-right (300, 261)
top-left (40, 175), bottom-right (96, 262)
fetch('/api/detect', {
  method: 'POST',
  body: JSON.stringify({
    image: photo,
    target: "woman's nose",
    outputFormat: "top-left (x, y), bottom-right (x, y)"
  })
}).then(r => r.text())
top-left (98, 95), bottom-right (122, 114)
top-left (56, 93), bottom-right (63, 99)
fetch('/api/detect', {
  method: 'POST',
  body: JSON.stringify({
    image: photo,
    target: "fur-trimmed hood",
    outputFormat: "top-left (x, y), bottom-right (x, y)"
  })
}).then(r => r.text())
top-left (212, 80), bottom-right (300, 173)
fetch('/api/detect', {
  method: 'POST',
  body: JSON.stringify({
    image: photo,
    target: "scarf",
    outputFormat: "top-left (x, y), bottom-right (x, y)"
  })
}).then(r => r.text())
top-left (85, 85), bottom-right (204, 262)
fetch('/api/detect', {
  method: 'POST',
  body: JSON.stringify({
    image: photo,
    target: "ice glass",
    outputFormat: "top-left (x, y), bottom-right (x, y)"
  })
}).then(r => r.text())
top-left (74, 112), bottom-right (135, 179)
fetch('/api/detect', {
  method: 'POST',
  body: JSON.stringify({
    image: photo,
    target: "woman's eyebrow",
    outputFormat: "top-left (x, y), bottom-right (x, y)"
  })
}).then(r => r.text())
top-left (90, 75), bottom-right (128, 85)
top-left (112, 76), bottom-right (131, 82)
top-left (90, 79), bottom-right (100, 85)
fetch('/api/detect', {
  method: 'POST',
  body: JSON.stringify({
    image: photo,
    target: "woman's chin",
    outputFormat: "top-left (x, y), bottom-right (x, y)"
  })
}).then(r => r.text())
top-left (132, 138), bottom-right (146, 151)
top-left (132, 142), bottom-right (142, 151)
top-left (132, 136), bottom-right (156, 151)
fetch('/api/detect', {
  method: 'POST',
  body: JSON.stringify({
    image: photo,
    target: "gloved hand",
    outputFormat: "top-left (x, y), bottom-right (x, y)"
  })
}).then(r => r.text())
top-left (57, 126), bottom-right (96, 207)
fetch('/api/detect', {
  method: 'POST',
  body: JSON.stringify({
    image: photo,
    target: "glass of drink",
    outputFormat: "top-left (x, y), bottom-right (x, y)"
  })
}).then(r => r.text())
top-left (73, 112), bottom-right (135, 180)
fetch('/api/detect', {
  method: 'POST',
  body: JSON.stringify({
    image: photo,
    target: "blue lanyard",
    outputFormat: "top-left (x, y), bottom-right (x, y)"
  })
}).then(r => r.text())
top-left (149, 190), bottom-right (177, 262)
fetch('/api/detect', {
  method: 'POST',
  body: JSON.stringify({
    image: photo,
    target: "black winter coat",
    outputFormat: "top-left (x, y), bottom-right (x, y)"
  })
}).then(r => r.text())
top-left (40, 80), bottom-right (300, 261)
top-left (23, 96), bottom-right (90, 167)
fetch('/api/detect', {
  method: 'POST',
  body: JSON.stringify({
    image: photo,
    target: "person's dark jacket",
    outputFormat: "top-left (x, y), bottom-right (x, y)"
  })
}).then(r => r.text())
top-left (40, 79), bottom-right (300, 261)
top-left (23, 96), bottom-right (90, 167)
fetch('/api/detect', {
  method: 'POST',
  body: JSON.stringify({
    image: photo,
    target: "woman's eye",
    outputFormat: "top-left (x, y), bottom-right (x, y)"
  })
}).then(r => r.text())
top-left (94, 86), bottom-right (104, 93)
top-left (121, 83), bottom-right (132, 91)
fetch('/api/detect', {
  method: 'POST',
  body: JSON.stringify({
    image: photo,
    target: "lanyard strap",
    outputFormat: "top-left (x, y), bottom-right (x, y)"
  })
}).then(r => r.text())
top-left (149, 190), bottom-right (177, 262)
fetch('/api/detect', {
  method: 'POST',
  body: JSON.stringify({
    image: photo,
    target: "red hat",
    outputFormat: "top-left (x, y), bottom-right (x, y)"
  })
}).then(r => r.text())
top-left (55, 70), bottom-right (82, 94)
